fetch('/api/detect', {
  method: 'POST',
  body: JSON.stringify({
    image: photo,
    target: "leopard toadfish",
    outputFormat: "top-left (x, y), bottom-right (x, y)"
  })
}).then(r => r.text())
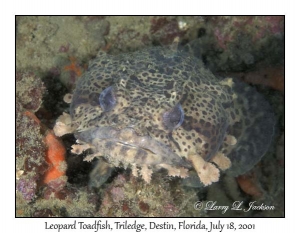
top-left (54, 45), bottom-right (275, 186)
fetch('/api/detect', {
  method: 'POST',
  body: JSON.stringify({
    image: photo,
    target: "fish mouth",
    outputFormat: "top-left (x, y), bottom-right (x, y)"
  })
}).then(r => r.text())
top-left (75, 126), bottom-right (191, 168)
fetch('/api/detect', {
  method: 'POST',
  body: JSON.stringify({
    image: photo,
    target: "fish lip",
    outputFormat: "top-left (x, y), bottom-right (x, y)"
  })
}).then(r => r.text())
top-left (76, 126), bottom-right (191, 168)
top-left (108, 138), bottom-right (191, 168)
top-left (114, 140), bottom-right (155, 154)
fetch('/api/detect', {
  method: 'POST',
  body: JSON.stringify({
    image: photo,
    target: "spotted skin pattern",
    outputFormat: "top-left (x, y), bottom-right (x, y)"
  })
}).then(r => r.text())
top-left (60, 46), bottom-right (274, 186)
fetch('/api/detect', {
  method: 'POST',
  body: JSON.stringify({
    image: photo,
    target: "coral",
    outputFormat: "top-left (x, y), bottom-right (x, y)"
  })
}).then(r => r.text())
top-left (109, 187), bottom-right (125, 203)
top-left (43, 185), bottom-right (76, 200)
top-left (16, 16), bottom-right (106, 71)
top-left (16, 72), bottom-right (45, 112)
top-left (104, 16), bottom-right (204, 53)
top-left (32, 209), bottom-right (55, 217)
top-left (16, 178), bottom-right (37, 201)
top-left (22, 110), bottom-right (68, 190)
top-left (34, 187), bottom-right (99, 217)
top-left (209, 16), bottom-right (284, 50)
top-left (16, 72), bottom-right (47, 203)
top-left (150, 17), bottom-right (187, 45)
top-left (97, 173), bottom-right (200, 217)
top-left (138, 201), bottom-right (150, 214)
top-left (188, 16), bottom-right (284, 75)
top-left (16, 70), bottom-right (68, 211)
top-left (83, 17), bottom-right (110, 38)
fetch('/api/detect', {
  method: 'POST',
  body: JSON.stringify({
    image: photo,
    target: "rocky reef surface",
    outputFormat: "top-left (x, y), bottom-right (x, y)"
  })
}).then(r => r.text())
top-left (16, 16), bottom-right (284, 217)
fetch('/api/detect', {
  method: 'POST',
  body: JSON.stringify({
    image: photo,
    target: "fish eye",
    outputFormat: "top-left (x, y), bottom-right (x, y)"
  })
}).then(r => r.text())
top-left (99, 86), bottom-right (117, 111)
top-left (162, 104), bottom-right (184, 130)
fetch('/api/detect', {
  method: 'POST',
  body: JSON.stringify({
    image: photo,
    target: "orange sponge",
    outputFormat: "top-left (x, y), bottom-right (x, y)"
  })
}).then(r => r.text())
top-left (23, 107), bottom-right (67, 188)
top-left (43, 131), bottom-right (67, 184)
